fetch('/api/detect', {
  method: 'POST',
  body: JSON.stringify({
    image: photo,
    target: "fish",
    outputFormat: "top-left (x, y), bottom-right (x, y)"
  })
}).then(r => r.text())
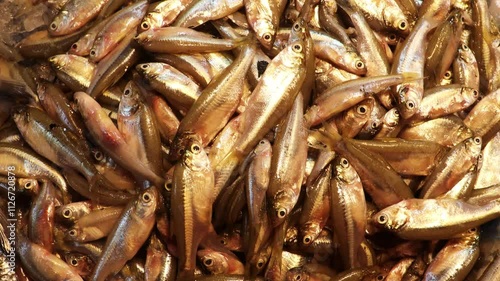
top-left (171, 138), bottom-right (215, 280)
top-left (374, 198), bottom-right (500, 240)
top-left (49, 0), bottom-right (112, 36)
top-left (89, 186), bottom-right (158, 281)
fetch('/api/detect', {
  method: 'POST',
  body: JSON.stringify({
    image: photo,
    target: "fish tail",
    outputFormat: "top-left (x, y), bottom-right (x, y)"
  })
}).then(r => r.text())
top-left (401, 72), bottom-right (425, 83)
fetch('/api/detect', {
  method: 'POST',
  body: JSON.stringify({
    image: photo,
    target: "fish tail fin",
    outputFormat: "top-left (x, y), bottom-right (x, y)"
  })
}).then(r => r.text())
top-left (401, 72), bottom-right (424, 83)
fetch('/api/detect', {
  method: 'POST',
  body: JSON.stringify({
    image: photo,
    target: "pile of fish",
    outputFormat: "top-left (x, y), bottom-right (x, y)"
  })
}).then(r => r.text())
top-left (0, 0), bottom-right (499, 280)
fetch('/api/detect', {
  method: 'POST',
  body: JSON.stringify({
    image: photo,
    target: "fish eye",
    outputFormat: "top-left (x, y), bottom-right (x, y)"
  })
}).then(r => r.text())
top-left (204, 258), bottom-right (213, 266)
top-left (357, 105), bottom-right (368, 114)
top-left (394, 109), bottom-right (400, 117)
top-left (355, 60), bottom-right (364, 69)
top-left (406, 101), bottom-right (415, 109)
top-left (142, 192), bottom-right (152, 203)
top-left (472, 90), bottom-right (479, 97)
top-left (295, 273), bottom-right (303, 280)
top-left (68, 229), bottom-right (78, 237)
top-left (444, 71), bottom-right (452, 79)
top-left (398, 20), bottom-right (408, 31)
top-left (376, 274), bottom-right (384, 281)
top-left (164, 181), bottom-right (172, 191)
top-left (302, 235), bottom-right (312, 245)
top-left (220, 237), bottom-right (227, 245)
top-left (462, 44), bottom-right (469, 50)
top-left (388, 33), bottom-right (397, 42)
top-left (377, 214), bottom-right (388, 225)
top-left (293, 23), bottom-right (301, 31)
top-left (24, 181), bottom-right (33, 190)
top-left (259, 140), bottom-right (266, 145)
top-left (141, 21), bottom-right (150, 30)
top-left (62, 209), bottom-right (72, 218)
top-left (263, 33), bottom-right (272, 42)
top-left (340, 158), bottom-right (349, 168)
top-left (71, 43), bottom-right (78, 50)
top-left (141, 64), bottom-right (149, 69)
top-left (257, 259), bottom-right (265, 269)
top-left (292, 44), bottom-right (302, 52)
top-left (277, 208), bottom-right (287, 219)
top-left (371, 121), bottom-right (379, 129)
top-left (70, 258), bottom-right (78, 266)
top-left (50, 22), bottom-right (57, 30)
top-left (473, 137), bottom-right (481, 145)
top-left (93, 151), bottom-right (104, 161)
top-left (90, 49), bottom-right (96, 57)
top-left (178, 148), bottom-right (185, 155)
top-left (123, 89), bottom-right (131, 96)
top-left (191, 144), bottom-right (200, 153)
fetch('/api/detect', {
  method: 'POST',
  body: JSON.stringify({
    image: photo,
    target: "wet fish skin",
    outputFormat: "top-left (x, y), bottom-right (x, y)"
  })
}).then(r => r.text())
top-left (419, 136), bottom-right (482, 199)
top-left (170, 41), bottom-right (256, 161)
top-left (118, 81), bottom-right (163, 177)
top-left (69, 18), bottom-right (111, 56)
top-left (0, 143), bottom-right (68, 196)
top-left (330, 157), bottom-right (366, 270)
top-left (423, 228), bottom-right (480, 281)
top-left (136, 62), bottom-right (201, 113)
top-left (65, 206), bottom-right (124, 242)
top-left (87, 32), bottom-right (140, 99)
top-left (174, 0), bottom-right (244, 28)
top-left (136, 27), bottom-right (246, 54)
top-left (197, 248), bottom-right (244, 275)
top-left (145, 233), bottom-right (177, 281)
top-left (74, 91), bottom-right (164, 187)
top-left (12, 106), bottom-right (99, 187)
top-left (212, 34), bottom-right (306, 194)
top-left (37, 82), bottom-right (85, 137)
top-left (49, 0), bottom-right (111, 36)
top-left (140, 0), bottom-right (194, 32)
top-left (171, 139), bottom-right (215, 280)
top-left (29, 181), bottom-right (58, 253)
top-left (18, 233), bottom-right (84, 281)
top-left (89, 0), bottom-right (148, 62)
top-left (398, 115), bottom-right (473, 147)
top-left (267, 94), bottom-right (308, 227)
top-left (299, 164), bottom-right (331, 246)
top-left (89, 186), bottom-right (158, 281)
top-left (245, 139), bottom-right (272, 273)
top-left (373, 198), bottom-right (500, 240)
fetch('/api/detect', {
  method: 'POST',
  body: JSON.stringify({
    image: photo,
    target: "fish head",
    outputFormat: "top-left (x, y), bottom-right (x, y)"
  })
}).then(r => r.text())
top-left (135, 186), bottom-right (159, 218)
top-left (383, 7), bottom-right (410, 34)
top-left (139, 12), bottom-right (163, 32)
top-left (396, 85), bottom-right (420, 119)
top-left (344, 51), bottom-right (366, 75)
top-left (285, 267), bottom-right (310, 281)
top-left (248, 248), bottom-right (270, 277)
top-left (461, 88), bottom-right (480, 106)
top-left (65, 252), bottom-right (94, 276)
top-left (119, 81), bottom-right (142, 117)
top-left (464, 136), bottom-right (482, 157)
top-left (65, 227), bottom-right (82, 242)
top-left (199, 251), bottom-right (228, 275)
top-left (335, 157), bottom-right (359, 184)
top-left (374, 207), bottom-right (409, 231)
top-left (300, 222), bottom-right (322, 246)
top-left (11, 106), bottom-right (30, 131)
top-left (49, 10), bottom-right (72, 36)
top-left (254, 19), bottom-right (275, 50)
top-left (270, 188), bottom-right (298, 227)
top-left (170, 133), bottom-right (203, 162)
